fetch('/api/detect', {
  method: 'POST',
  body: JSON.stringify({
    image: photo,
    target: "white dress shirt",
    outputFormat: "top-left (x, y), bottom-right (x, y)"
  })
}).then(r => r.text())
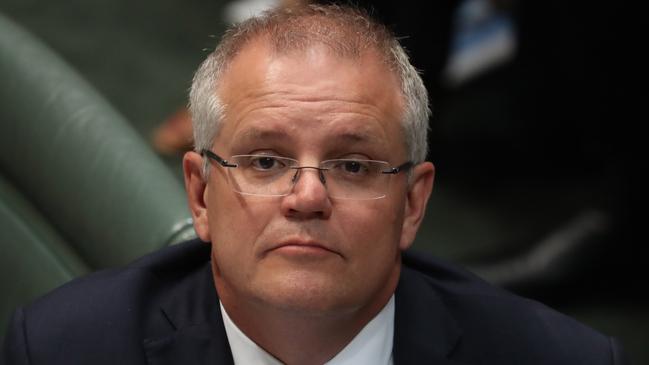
top-left (220, 296), bottom-right (395, 365)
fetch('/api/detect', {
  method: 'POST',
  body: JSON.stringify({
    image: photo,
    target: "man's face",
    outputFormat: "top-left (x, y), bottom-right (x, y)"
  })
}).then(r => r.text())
top-left (184, 41), bottom-right (434, 319)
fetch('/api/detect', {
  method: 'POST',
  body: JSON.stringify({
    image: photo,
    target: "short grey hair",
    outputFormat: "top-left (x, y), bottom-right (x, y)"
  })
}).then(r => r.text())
top-left (189, 4), bottom-right (430, 176)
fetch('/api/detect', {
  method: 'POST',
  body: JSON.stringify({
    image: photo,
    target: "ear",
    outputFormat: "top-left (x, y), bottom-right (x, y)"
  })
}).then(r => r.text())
top-left (183, 151), bottom-right (211, 242)
top-left (399, 162), bottom-right (435, 251)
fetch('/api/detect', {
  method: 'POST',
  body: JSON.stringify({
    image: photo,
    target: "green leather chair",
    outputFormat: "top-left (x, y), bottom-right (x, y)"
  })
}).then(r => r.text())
top-left (0, 176), bottom-right (90, 336)
top-left (0, 12), bottom-right (195, 336)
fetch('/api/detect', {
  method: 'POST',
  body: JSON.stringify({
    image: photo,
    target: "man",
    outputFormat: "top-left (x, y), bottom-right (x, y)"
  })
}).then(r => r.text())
top-left (2, 4), bottom-right (629, 365)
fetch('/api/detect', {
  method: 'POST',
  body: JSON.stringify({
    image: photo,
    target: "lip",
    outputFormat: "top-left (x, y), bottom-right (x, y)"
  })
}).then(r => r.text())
top-left (265, 238), bottom-right (341, 258)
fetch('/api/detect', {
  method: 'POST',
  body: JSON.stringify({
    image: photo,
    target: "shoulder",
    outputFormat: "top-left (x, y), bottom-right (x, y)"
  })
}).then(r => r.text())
top-left (2, 239), bottom-right (211, 365)
top-left (25, 238), bottom-right (211, 319)
top-left (400, 250), bottom-right (629, 365)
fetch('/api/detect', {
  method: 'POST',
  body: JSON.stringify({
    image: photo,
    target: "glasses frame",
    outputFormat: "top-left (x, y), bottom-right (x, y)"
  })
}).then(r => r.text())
top-left (200, 149), bottom-right (413, 199)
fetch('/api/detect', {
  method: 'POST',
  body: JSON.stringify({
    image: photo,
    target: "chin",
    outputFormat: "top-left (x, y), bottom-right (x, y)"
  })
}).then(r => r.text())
top-left (251, 270), bottom-right (364, 317)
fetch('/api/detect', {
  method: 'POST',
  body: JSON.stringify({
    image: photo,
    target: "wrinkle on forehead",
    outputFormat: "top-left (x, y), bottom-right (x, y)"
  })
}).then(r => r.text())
top-left (232, 120), bottom-right (382, 146)
top-left (215, 41), bottom-right (405, 158)
top-left (225, 96), bottom-right (393, 137)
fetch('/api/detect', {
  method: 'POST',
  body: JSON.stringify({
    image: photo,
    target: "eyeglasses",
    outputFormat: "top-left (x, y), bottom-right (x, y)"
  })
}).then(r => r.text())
top-left (201, 149), bottom-right (412, 200)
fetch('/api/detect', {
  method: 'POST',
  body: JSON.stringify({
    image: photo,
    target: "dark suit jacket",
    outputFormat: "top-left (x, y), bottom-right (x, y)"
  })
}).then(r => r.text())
top-left (2, 239), bottom-right (629, 364)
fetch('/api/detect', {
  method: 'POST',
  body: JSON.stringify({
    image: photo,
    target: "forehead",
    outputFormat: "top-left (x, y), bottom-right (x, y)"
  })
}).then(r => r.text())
top-left (215, 40), bottom-right (405, 157)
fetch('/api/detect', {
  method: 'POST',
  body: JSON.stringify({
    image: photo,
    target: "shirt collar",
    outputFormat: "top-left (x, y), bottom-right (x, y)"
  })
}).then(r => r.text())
top-left (220, 296), bottom-right (395, 365)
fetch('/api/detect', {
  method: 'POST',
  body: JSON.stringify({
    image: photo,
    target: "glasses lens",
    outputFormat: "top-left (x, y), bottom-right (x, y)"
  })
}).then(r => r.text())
top-left (227, 155), bottom-right (297, 196)
top-left (224, 155), bottom-right (392, 199)
top-left (322, 159), bottom-right (390, 200)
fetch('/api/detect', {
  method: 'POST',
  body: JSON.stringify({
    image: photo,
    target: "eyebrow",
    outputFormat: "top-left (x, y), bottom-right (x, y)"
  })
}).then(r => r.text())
top-left (335, 131), bottom-right (376, 143)
top-left (236, 127), bottom-right (290, 142)
top-left (234, 126), bottom-right (379, 145)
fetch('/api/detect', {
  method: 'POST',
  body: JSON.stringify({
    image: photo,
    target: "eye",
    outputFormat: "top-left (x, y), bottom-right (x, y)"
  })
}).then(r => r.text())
top-left (249, 156), bottom-right (286, 171)
top-left (343, 160), bottom-right (363, 173)
top-left (331, 159), bottom-right (371, 176)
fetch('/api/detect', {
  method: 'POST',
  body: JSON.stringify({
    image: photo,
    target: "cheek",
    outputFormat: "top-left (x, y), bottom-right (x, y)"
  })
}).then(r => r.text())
top-left (208, 196), bottom-right (281, 294)
top-left (335, 199), bottom-right (404, 252)
top-left (332, 199), bottom-right (404, 304)
top-left (206, 188), bottom-right (275, 261)
top-left (207, 170), bottom-right (269, 235)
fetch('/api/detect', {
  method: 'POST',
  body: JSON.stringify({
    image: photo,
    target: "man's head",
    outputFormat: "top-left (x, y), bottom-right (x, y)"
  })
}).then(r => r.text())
top-left (189, 4), bottom-right (430, 171)
top-left (183, 4), bottom-right (434, 321)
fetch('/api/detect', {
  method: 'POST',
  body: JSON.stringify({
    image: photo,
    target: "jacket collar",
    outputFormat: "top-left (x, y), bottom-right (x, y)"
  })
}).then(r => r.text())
top-left (143, 263), bottom-right (234, 365)
top-left (393, 266), bottom-right (465, 365)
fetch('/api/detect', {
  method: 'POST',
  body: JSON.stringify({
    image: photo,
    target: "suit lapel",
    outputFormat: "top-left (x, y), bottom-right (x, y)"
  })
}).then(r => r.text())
top-left (393, 267), bottom-right (466, 365)
top-left (143, 264), bottom-right (234, 365)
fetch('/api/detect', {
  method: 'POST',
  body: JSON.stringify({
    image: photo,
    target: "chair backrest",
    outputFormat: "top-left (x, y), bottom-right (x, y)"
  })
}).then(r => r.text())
top-left (0, 175), bottom-right (90, 335)
top-left (0, 12), bottom-right (195, 271)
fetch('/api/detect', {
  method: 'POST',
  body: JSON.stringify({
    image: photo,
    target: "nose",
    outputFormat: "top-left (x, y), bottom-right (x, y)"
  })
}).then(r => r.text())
top-left (280, 167), bottom-right (332, 219)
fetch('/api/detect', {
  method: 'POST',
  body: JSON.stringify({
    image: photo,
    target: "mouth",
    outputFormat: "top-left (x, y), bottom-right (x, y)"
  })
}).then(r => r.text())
top-left (265, 239), bottom-right (342, 259)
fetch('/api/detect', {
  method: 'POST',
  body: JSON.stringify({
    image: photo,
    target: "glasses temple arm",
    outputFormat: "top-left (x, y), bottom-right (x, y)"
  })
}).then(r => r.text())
top-left (201, 149), bottom-right (238, 168)
top-left (381, 161), bottom-right (413, 175)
